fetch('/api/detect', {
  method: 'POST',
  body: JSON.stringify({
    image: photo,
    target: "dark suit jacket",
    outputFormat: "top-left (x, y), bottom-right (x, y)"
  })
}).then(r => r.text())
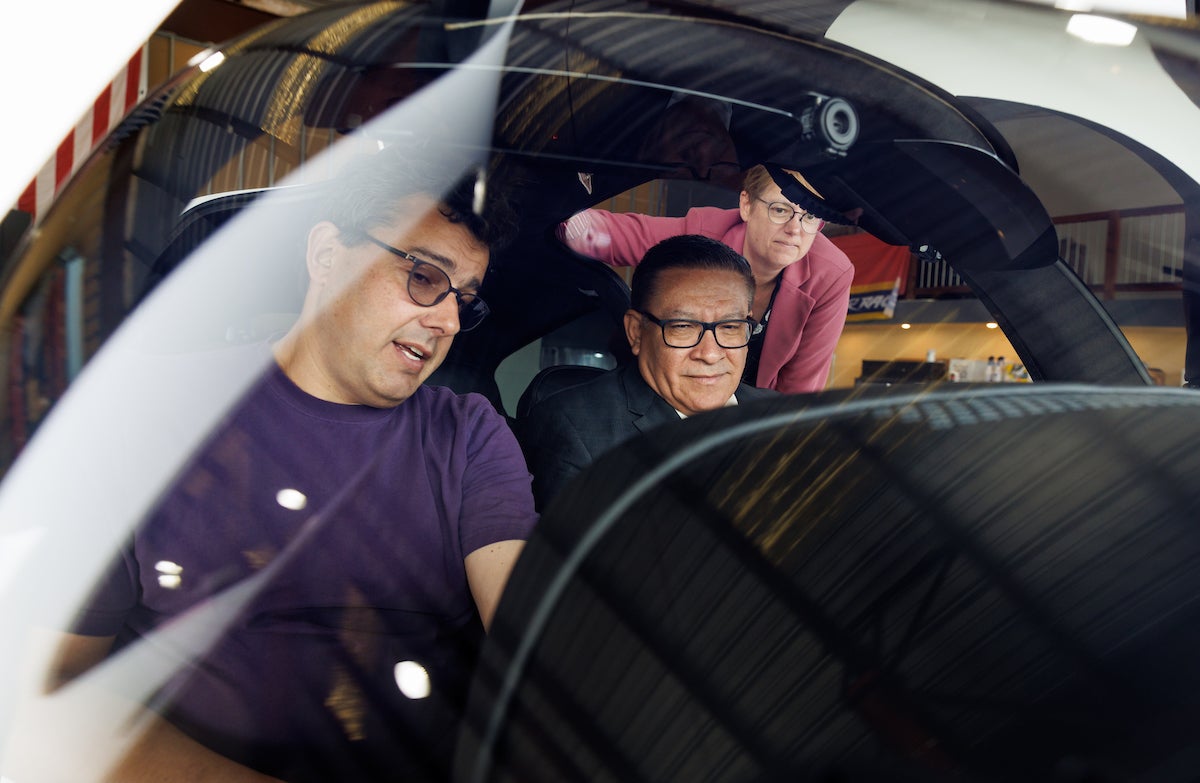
top-left (517, 363), bottom-right (775, 511)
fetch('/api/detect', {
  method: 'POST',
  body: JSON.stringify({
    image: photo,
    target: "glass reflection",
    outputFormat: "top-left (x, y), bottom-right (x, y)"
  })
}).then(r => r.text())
top-left (0, 3), bottom-right (525, 783)
top-left (155, 560), bottom-right (183, 589)
top-left (638, 93), bottom-right (743, 189)
top-left (275, 488), bottom-right (307, 511)
top-left (393, 660), bottom-right (431, 700)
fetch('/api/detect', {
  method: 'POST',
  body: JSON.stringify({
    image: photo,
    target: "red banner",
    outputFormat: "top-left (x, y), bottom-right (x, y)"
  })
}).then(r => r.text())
top-left (830, 232), bottom-right (912, 294)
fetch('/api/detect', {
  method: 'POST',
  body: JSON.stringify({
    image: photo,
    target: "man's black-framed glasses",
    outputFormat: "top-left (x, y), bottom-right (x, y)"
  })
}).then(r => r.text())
top-left (639, 311), bottom-right (756, 349)
top-left (364, 234), bottom-right (490, 331)
top-left (756, 197), bottom-right (824, 234)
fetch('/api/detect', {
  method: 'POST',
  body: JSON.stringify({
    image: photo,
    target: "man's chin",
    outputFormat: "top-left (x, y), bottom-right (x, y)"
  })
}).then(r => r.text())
top-left (422, 354), bottom-right (447, 380)
top-left (679, 388), bottom-right (737, 416)
top-left (372, 367), bottom-right (436, 407)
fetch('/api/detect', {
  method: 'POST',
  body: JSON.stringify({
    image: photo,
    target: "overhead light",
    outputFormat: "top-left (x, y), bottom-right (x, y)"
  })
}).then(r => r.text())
top-left (1066, 14), bottom-right (1137, 46)
top-left (1052, 0), bottom-right (1186, 18)
top-left (986, 322), bottom-right (999, 329)
top-left (900, 323), bottom-right (912, 330)
top-left (186, 49), bottom-right (213, 67)
top-left (197, 51), bottom-right (227, 72)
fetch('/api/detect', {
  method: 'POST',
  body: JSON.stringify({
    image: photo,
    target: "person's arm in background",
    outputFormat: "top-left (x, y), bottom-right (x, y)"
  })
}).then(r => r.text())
top-left (556, 209), bottom-right (689, 267)
top-left (773, 261), bottom-right (853, 394)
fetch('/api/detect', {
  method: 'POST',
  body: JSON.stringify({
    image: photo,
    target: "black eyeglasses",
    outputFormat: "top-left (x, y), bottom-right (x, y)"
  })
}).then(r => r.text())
top-left (363, 234), bottom-right (490, 332)
top-left (756, 197), bottom-right (824, 233)
top-left (638, 311), bottom-right (756, 349)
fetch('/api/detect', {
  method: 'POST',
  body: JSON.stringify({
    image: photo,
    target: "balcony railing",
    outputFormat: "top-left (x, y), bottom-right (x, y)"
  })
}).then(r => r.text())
top-left (910, 205), bottom-right (1186, 299)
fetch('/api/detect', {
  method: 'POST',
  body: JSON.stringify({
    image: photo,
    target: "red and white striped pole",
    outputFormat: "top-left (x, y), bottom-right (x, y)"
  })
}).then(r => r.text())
top-left (15, 44), bottom-right (149, 224)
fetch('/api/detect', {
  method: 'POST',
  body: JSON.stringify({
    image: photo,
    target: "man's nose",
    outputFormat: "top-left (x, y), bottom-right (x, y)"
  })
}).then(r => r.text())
top-left (690, 328), bottom-right (725, 360)
top-left (420, 295), bottom-right (461, 335)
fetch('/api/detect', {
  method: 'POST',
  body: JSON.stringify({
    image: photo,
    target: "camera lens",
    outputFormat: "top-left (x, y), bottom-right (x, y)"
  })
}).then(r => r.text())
top-left (819, 97), bottom-right (858, 151)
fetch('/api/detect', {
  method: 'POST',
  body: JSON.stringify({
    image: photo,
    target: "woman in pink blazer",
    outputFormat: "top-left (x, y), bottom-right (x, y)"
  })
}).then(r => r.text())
top-left (558, 165), bottom-right (854, 393)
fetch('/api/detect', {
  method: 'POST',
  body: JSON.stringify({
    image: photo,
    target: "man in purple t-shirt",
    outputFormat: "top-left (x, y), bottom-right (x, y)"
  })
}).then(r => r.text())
top-left (43, 150), bottom-right (538, 783)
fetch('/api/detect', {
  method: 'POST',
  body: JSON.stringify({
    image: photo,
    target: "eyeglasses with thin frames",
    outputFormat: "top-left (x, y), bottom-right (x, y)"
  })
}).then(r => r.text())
top-left (756, 197), bottom-right (824, 234)
top-left (638, 311), bottom-right (757, 349)
top-left (363, 234), bottom-right (490, 332)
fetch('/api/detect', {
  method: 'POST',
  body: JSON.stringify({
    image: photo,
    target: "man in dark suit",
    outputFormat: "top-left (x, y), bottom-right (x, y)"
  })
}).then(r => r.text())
top-left (519, 234), bottom-right (775, 511)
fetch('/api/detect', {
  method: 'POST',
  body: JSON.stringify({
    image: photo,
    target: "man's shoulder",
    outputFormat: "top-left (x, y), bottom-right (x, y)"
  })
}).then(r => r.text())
top-left (416, 382), bottom-right (490, 406)
top-left (737, 382), bottom-right (778, 403)
top-left (525, 367), bottom-right (624, 417)
top-left (412, 384), bottom-right (508, 430)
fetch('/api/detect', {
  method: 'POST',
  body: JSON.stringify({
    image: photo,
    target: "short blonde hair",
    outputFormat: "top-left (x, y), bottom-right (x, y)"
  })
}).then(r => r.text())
top-left (741, 164), bottom-right (824, 201)
top-left (741, 164), bottom-right (774, 199)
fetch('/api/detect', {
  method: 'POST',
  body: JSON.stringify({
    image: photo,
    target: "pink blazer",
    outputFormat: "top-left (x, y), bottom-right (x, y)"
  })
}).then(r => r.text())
top-left (561, 206), bottom-right (854, 393)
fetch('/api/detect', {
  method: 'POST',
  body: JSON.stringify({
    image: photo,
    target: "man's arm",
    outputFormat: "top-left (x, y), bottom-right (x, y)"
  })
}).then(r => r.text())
top-left (43, 630), bottom-right (115, 692)
top-left (458, 397), bottom-right (540, 631)
top-left (9, 631), bottom-right (284, 783)
top-left (16, 548), bottom-right (251, 781)
top-left (465, 540), bottom-right (525, 631)
top-left (18, 541), bottom-right (288, 782)
top-left (107, 716), bottom-right (285, 783)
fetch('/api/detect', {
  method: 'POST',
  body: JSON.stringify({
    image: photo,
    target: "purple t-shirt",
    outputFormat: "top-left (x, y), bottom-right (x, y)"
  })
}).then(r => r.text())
top-left (75, 363), bottom-right (538, 781)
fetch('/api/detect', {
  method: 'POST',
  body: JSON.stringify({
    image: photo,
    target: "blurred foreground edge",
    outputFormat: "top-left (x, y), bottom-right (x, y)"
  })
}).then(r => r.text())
top-left (457, 384), bottom-right (1200, 783)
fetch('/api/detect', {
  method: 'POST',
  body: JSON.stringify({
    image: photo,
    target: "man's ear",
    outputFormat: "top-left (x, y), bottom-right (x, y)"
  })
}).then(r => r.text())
top-left (624, 309), bottom-right (643, 357)
top-left (738, 190), bottom-right (753, 223)
top-left (306, 221), bottom-right (340, 284)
